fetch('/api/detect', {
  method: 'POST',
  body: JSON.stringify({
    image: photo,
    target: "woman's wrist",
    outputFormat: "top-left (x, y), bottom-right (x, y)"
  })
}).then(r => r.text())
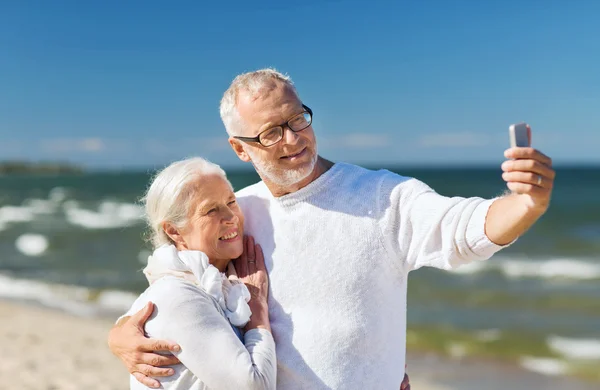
top-left (244, 300), bottom-right (270, 332)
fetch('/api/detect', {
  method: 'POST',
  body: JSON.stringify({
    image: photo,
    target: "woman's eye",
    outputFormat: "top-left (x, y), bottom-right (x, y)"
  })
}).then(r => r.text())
top-left (206, 208), bottom-right (217, 215)
top-left (228, 200), bottom-right (237, 206)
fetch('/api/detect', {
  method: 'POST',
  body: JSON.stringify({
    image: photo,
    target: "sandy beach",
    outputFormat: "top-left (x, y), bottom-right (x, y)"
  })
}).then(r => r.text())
top-left (2, 299), bottom-right (596, 390)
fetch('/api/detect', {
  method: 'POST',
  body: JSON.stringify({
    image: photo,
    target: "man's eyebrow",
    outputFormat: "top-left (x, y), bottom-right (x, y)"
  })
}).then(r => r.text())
top-left (258, 107), bottom-right (303, 131)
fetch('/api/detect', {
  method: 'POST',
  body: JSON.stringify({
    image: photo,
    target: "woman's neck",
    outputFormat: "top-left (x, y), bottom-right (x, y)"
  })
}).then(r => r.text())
top-left (211, 258), bottom-right (230, 273)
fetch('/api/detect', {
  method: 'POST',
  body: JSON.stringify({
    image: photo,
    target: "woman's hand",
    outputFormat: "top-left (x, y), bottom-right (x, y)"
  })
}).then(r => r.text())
top-left (235, 235), bottom-right (269, 303)
top-left (234, 235), bottom-right (270, 332)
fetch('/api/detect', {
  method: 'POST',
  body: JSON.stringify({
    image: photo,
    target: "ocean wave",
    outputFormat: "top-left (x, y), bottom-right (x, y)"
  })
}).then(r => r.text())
top-left (548, 335), bottom-right (600, 360)
top-left (0, 205), bottom-right (37, 224)
top-left (64, 200), bottom-right (144, 229)
top-left (0, 187), bottom-right (69, 228)
top-left (519, 357), bottom-right (569, 376)
top-left (450, 257), bottom-right (600, 281)
top-left (15, 234), bottom-right (49, 257)
top-left (0, 187), bottom-right (144, 231)
top-left (0, 274), bottom-right (138, 318)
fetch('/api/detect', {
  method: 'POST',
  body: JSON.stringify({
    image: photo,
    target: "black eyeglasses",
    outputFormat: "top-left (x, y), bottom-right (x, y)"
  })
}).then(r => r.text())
top-left (233, 105), bottom-right (313, 147)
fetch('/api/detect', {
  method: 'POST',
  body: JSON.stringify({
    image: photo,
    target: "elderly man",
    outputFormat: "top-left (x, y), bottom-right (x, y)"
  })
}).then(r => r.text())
top-left (109, 69), bottom-right (555, 389)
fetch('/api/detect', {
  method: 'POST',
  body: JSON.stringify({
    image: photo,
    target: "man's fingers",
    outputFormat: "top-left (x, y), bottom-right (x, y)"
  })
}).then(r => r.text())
top-left (502, 172), bottom-right (553, 189)
top-left (136, 350), bottom-right (181, 366)
top-left (507, 182), bottom-right (549, 199)
top-left (504, 147), bottom-right (552, 166)
top-left (400, 372), bottom-right (410, 390)
top-left (138, 361), bottom-right (177, 376)
top-left (130, 301), bottom-right (155, 327)
top-left (501, 159), bottom-right (555, 179)
top-left (138, 338), bottom-right (181, 354)
top-left (132, 370), bottom-right (161, 388)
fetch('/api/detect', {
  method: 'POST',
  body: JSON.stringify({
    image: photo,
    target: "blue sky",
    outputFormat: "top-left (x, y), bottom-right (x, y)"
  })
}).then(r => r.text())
top-left (1, 0), bottom-right (599, 169)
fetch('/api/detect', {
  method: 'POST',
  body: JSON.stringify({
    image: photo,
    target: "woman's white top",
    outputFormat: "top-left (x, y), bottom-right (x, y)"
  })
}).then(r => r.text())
top-left (126, 245), bottom-right (276, 390)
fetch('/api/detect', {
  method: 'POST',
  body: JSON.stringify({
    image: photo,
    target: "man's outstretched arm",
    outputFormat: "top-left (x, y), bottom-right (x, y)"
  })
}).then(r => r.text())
top-left (485, 147), bottom-right (555, 245)
top-left (107, 302), bottom-right (181, 388)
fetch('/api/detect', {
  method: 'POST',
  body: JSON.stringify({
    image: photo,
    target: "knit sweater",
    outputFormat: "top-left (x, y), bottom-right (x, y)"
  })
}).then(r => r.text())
top-left (236, 162), bottom-right (508, 389)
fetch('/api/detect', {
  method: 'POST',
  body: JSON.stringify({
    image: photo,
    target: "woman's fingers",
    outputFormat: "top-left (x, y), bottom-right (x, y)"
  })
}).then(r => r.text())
top-left (246, 235), bottom-right (256, 263)
top-left (255, 243), bottom-right (265, 271)
top-left (234, 236), bottom-right (248, 277)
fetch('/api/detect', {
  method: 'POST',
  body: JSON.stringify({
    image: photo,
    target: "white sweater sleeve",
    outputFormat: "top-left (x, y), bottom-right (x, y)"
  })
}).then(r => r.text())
top-left (143, 279), bottom-right (277, 390)
top-left (378, 173), bottom-right (511, 271)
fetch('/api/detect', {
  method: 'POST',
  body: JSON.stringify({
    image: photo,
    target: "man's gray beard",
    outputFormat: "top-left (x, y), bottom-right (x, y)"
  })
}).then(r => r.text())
top-left (246, 146), bottom-right (319, 188)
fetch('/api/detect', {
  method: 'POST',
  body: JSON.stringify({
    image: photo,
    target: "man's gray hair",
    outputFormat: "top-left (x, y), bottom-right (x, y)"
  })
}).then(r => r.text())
top-left (142, 157), bottom-right (232, 249)
top-left (220, 68), bottom-right (299, 136)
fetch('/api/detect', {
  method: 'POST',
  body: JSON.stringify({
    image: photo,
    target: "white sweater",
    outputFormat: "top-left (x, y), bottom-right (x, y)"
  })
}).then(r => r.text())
top-left (236, 162), bottom-right (508, 389)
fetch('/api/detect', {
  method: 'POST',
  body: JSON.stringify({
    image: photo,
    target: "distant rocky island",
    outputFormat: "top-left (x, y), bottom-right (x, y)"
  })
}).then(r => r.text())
top-left (0, 161), bottom-right (84, 175)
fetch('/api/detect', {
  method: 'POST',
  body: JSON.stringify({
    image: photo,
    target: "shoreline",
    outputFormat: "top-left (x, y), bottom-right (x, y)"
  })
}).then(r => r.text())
top-left (2, 299), bottom-right (596, 390)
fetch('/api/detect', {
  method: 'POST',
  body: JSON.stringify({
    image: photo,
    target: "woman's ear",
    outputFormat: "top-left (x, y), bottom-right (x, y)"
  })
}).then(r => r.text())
top-left (163, 222), bottom-right (187, 249)
top-left (228, 138), bottom-right (252, 162)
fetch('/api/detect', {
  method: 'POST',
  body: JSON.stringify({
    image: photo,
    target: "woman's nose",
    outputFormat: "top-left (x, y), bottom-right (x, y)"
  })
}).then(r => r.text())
top-left (223, 208), bottom-right (239, 224)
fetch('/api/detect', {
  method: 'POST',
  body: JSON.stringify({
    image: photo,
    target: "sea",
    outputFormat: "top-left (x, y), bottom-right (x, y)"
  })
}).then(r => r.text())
top-left (1, 165), bottom-right (599, 381)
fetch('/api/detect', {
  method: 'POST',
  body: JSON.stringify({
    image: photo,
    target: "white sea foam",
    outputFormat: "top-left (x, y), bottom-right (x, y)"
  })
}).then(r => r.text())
top-left (0, 205), bottom-right (36, 223)
top-left (96, 290), bottom-right (139, 313)
top-left (450, 257), bottom-right (600, 281)
top-left (48, 187), bottom-right (68, 203)
top-left (448, 261), bottom-right (487, 274)
top-left (0, 274), bottom-right (138, 318)
top-left (22, 198), bottom-right (59, 215)
top-left (15, 234), bottom-right (49, 257)
top-left (0, 187), bottom-right (72, 228)
top-left (519, 356), bottom-right (569, 376)
top-left (64, 201), bottom-right (144, 229)
top-left (548, 335), bottom-right (600, 360)
top-left (447, 342), bottom-right (467, 359)
top-left (0, 274), bottom-right (95, 316)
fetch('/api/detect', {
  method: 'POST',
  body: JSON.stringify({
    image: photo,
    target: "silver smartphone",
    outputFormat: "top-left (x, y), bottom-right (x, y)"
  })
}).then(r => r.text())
top-left (509, 122), bottom-right (531, 147)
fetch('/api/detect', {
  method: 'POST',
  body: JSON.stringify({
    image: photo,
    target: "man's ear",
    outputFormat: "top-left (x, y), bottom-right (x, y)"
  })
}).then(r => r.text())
top-left (228, 138), bottom-right (252, 162)
top-left (163, 222), bottom-right (187, 249)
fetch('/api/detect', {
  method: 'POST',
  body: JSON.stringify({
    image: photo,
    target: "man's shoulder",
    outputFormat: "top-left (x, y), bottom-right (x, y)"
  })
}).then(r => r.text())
top-left (235, 180), bottom-right (268, 199)
top-left (335, 162), bottom-right (414, 189)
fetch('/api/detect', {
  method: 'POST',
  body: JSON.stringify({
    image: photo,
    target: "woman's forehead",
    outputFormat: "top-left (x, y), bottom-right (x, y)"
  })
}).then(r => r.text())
top-left (191, 175), bottom-right (232, 199)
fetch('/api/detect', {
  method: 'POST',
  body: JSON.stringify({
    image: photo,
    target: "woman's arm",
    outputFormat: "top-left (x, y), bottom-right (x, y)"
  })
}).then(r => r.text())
top-left (147, 277), bottom-right (276, 390)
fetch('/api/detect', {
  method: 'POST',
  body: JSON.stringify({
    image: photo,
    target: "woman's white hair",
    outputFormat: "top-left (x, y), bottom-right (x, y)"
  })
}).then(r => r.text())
top-left (142, 157), bottom-right (232, 249)
top-left (219, 68), bottom-right (299, 136)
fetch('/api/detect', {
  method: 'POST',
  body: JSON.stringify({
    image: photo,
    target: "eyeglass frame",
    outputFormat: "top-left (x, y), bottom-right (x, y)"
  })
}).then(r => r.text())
top-left (232, 104), bottom-right (313, 147)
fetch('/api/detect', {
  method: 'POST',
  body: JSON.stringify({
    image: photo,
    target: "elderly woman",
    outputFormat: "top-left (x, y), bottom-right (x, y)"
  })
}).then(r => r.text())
top-left (123, 157), bottom-right (276, 390)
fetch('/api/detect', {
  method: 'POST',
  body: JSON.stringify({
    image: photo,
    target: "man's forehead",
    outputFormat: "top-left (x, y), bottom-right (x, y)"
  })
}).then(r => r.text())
top-left (237, 84), bottom-right (301, 124)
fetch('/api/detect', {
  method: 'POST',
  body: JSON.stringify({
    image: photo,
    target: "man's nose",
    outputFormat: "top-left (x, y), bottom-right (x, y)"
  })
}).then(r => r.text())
top-left (281, 125), bottom-right (300, 144)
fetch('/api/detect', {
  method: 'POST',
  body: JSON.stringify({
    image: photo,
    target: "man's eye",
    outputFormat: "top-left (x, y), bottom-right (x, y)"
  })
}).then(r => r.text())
top-left (228, 200), bottom-right (237, 206)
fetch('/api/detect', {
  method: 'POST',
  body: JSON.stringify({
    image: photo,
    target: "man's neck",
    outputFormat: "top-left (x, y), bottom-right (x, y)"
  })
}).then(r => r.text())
top-left (263, 156), bottom-right (334, 197)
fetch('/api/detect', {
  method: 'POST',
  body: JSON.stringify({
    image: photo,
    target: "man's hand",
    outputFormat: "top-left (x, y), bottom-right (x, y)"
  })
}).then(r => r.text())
top-left (400, 371), bottom-right (411, 390)
top-left (107, 302), bottom-right (181, 388)
top-left (485, 147), bottom-right (555, 245)
top-left (502, 147), bottom-right (555, 212)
